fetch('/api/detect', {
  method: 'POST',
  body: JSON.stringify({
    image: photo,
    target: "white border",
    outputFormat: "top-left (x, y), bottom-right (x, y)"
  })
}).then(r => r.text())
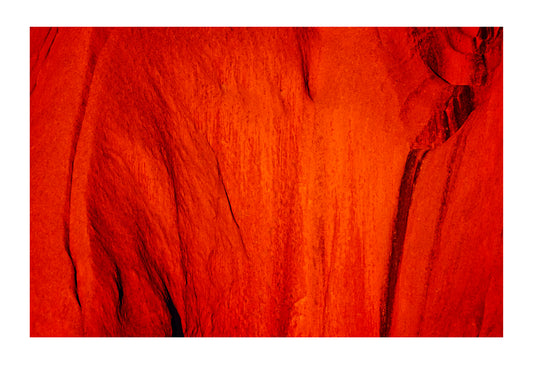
top-left (2, 1), bottom-right (531, 376)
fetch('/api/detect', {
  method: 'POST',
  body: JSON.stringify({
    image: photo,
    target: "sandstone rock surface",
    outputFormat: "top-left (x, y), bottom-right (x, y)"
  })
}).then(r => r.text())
top-left (30, 27), bottom-right (502, 336)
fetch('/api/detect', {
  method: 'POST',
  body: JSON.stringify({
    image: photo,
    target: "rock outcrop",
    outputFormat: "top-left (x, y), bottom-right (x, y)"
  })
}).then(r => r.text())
top-left (30, 27), bottom-right (502, 336)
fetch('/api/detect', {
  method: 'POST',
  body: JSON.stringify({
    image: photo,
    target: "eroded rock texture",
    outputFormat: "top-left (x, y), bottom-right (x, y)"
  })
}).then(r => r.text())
top-left (30, 27), bottom-right (502, 336)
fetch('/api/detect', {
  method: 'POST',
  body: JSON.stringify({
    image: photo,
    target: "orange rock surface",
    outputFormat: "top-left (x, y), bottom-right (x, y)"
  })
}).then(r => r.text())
top-left (30, 27), bottom-right (502, 336)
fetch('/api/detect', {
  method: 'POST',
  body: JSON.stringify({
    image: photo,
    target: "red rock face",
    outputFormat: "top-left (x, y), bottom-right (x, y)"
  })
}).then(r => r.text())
top-left (30, 27), bottom-right (502, 337)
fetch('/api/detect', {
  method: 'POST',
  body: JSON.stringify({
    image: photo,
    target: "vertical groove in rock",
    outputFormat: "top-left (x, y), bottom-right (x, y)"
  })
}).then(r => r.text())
top-left (162, 284), bottom-right (184, 337)
top-left (44, 27), bottom-right (58, 60)
top-left (416, 133), bottom-right (467, 334)
top-left (295, 27), bottom-right (315, 101)
top-left (30, 27), bottom-right (58, 95)
top-left (380, 148), bottom-right (428, 337)
top-left (64, 28), bottom-right (110, 312)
